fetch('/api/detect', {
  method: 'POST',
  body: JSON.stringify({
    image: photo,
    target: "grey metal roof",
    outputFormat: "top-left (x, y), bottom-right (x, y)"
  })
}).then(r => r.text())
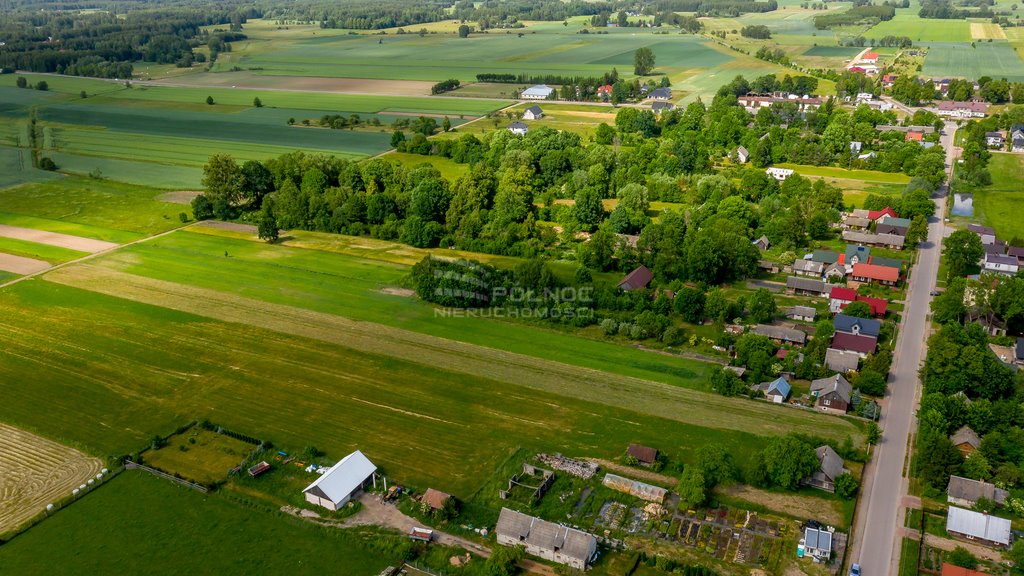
top-left (786, 276), bottom-right (827, 294)
top-left (833, 314), bottom-right (881, 337)
top-left (946, 506), bottom-right (1011, 545)
top-left (793, 259), bottom-right (824, 274)
top-left (825, 348), bottom-right (860, 372)
top-left (750, 324), bottom-right (807, 344)
top-left (947, 475), bottom-right (1009, 505)
top-left (524, 105), bottom-right (543, 115)
top-left (810, 374), bottom-right (853, 403)
top-left (842, 230), bottom-right (905, 248)
top-left (788, 305), bottom-right (816, 318)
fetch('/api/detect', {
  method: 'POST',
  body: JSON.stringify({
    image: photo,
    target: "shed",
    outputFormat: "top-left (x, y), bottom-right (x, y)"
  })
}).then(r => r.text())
top-left (752, 235), bottom-right (770, 251)
top-left (627, 443), bottom-right (658, 466)
top-left (946, 506), bottom-right (1011, 547)
top-left (302, 450), bottom-right (377, 511)
top-left (750, 324), bottom-right (807, 345)
top-left (521, 85), bottom-right (554, 100)
top-left (617, 265), bottom-right (653, 291)
top-left (786, 276), bottom-right (828, 296)
top-left (422, 488), bottom-right (452, 510)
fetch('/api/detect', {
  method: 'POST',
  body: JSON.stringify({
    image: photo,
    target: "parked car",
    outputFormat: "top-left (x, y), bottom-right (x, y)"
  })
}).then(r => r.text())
top-left (850, 563), bottom-right (861, 576)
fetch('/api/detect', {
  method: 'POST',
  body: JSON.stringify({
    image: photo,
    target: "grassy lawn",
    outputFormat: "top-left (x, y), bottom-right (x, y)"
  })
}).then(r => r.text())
top-left (0, 472), bottom-right (400, 574)
top-left (775, 163), bottom-right (911, 184)
top-left (0, 146), bottom-right (60, 189)
top-left (0, 237), bottom-right (88, 265)
top-left (973, 152), bottom-right (1024, 240)
top-left (898, 537), bottom-right (921, 576)
top-left (143, 427), bottom-right (257, 485)
top-left (0, 178), bottom-right (188, 238)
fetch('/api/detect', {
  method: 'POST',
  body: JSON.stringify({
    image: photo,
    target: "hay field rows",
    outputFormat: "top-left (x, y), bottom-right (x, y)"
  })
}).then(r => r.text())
top-left (0, 423), bottom-right (103, 536)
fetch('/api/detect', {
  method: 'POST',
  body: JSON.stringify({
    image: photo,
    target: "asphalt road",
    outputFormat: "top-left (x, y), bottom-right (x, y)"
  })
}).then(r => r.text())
top-left (848, 121), bottom-right (954, 575)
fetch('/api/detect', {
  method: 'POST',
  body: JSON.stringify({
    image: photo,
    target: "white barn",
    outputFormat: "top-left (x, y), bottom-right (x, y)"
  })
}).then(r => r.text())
top-left (302, 450), bottom-right (377, 511)
top-left (521, 85), bottom-right (554, 100)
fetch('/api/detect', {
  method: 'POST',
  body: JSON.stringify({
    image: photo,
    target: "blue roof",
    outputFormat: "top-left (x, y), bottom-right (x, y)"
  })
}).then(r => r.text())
top-left (767, 376), bottom-right (791, 398)
top-left (834, 314), bottom-right (881, 337)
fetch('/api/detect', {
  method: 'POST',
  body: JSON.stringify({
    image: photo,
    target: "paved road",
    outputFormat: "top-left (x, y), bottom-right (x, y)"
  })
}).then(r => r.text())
top-left (848, 121), bottom-right (954, 575)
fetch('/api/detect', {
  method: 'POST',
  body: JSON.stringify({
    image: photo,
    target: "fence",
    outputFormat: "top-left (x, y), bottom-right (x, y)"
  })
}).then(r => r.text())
top-left (125, 461), bottom-right (209, 493)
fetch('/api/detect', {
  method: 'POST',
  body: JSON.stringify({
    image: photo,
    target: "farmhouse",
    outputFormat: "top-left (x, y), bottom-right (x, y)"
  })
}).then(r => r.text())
top-left (617, 265), bottom-right (652, 291)
top-left (983, 253), bottom-right (1019, 276)
top-left (834, 314), bottom-right (880, 337)
top-left (803, 445), bottom-right (848, 492)
top-left (947, 476), bottom-right (1008, 508)
top-left (876, 216), bottom-right (911, 237)
top-left (936, 100), bottom-right (988, 119)
top-left (825, 348), bottom-right (860, 373)
top-left (786, 305), bottom-right (816, 322)
top-left (753, 376), bottom-right (791, 403)
top-left (786, 276), bottom-right (829, 297)
top-left (986, 131), bottom-right (1005, 148)
top-left (845, 244), bottom-right (871, 266)
top-left (850, 262), bottom-right (900, 287)
top-left (945, 506), bottom-right (1011, 548)
top-left (842, 230), bottom-right (905, 249)
top-left (751, 324), bottom-right (807, 346)
top-left (766, 167), bottom-right (794, 181)
top-left (521, 85), bottom-right (554, 100)
top-left (597, 84), bottom-right (613, 99)
top-left (648, 88), bottom-right (672, 100)
top-left (627, 443), bottom-right (658, 466)
top-left (803, 527), bottom-right (833, 560)
top-left (523, 105), bottom-right (543, 120)
top-left (809, 374), bottom-right (853, 415)
top-left (495, 508), bottom-right (598, 569)
top-left (508, 121), bottom-right (529, 136)
top-left (823, 261), bottom-right (846, 281)
top-left (792, 258), bottom-right (824, 277)
top-left (968, 224), bottom-right (996, 245)
top-left (950, 426), bottom-right (981, 457)
top-left (302, 450), bottom-right (376, 511)
top-left (651, 101), bottom-right (674, 114)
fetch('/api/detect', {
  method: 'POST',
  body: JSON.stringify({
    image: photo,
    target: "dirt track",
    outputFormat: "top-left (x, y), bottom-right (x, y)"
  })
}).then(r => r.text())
top-left (0, 253), bottom-right (50, 274)
top-left (0, 224), bottom-right (118, 253)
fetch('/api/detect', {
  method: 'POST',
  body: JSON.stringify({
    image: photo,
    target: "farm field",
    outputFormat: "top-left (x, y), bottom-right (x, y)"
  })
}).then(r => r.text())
top-left (0, 423), bottom-right (103, 537)
top-left (0, 237), bottom-right (88, 265)
top-left (865, 15), bottom-right (971, 42)
top-left (970, 21), bottom-right (1006, 40)
top-left (0, 146), bottom-right (58, 189)
top-left (971, 153), bottom-right (1024, 240)
top-left (0, 472), bottom-right (399, 573)
top-left (921, 41), bottom-right (1024, 82)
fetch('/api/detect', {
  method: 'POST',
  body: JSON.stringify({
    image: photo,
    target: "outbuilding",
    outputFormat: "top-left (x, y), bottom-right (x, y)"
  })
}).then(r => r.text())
top-left (302, 450), bottom-right (377, 511)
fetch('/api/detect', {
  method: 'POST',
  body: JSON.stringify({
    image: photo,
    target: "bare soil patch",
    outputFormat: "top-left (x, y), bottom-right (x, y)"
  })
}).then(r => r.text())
top-left (0, 224), bottom-right (118, 253)
top-left (150, 72), bottom-right (434, 97)
top-left (196, 221), bottom-right (258, 234)
top-left (0, 423), bottom-right (104, 534)
top-left (0, 253), bottom-right (50, 275)
top-left (722, 485), bottom-right (844, 527)
top-left (380, 287), bottom-right (415, 297)
top-left (158, 191), bottom-right (202, 205)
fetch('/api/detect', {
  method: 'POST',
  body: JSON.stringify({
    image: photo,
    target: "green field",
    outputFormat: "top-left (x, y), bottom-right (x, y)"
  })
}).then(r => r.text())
top-left (865, 15), bottom-right (971, 42)
top-left (775, 164), bottom-right (911, 184)
top-left (802, 45), bottom-right (863, 58)
top-left (0, 146), bottom-right (59, 189)
top-left (973, 153), bottom-right (1024, 240)
top-left (46, 152), bottom-right (205, 189)
top-left (921, 41), bottom-right (1024, 81)
top-left (0, 237), bottom-right (87, 264)
top-left (0, 472), bottom-right (398, 574)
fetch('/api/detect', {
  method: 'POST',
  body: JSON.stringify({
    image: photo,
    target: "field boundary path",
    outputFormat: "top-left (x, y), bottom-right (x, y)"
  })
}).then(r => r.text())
top-left (124, 462), bottom-right (208, 493)
top-left (848, 120), bottom-right (954, 575)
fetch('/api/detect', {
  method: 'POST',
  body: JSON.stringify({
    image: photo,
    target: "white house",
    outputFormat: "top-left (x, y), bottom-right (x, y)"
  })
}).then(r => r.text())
top-left (521, 85), bottom-right (554, 100)
top-left (302, 450), bottom-right (377, 511)
top-left (508, 121), bottom-right (529, 136)
top-left (984, 253), bottom-right (1019, 276)
top-left (968, 223), bottom-right (996, 245)
top-left (523, 105), bottom-right (543, 120)
top-left (766, 167), bottom-right (794, 181)
top-left (736, 146), bottom-right (749, 163)
top-left (986, 131), bottom-right (1004, 148)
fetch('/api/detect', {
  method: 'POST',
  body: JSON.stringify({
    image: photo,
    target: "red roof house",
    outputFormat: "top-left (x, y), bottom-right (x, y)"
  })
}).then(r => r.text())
top-left (867, 207), bottom-right (898, 221)
top-left (856, 296), bottom-right (888, 317)
top-left (905, 131), bottom-right (924, 142)
top-left (849, 67), bottom-right (865, 74)
top-left (830, 287), bottom-right (858, 302)
top-left (863, 51), bottom-right (880, 60)
top-left (831, 332), bottom-right (878, 356)
top-left (597, 84), bottom-right (613, 96)
top-left (851, 262), bottom-right (900, 285)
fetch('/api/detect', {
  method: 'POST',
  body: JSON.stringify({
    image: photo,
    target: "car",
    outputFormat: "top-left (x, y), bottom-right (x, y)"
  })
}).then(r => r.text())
top-left (930, 290), bottom-right (941, 296)
top-left (850, 563), bottom-right (861, 576)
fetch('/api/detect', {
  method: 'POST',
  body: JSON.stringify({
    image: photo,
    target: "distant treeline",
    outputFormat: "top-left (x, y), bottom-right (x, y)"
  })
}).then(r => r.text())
top-left (0, 7), bottom-right (251, 76)
top-left (476, 71), bottom-right (620, 85)
top-left (841, 35), bottom-right (913, 48)
top-left (432, 79), bottom-right (461, 94)
top-left (650, 0), bottom-right (778, 15)
top-left (813, 4), bottom-right (895, 29)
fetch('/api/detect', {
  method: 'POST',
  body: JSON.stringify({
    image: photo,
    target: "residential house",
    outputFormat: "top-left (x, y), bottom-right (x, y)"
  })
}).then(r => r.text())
top-left (834, 314), bottom-right (881, 338)
top-left (786, 276), bottom-right (829, 297)
top-left (849, 140), bottom-right (863, 154)
top-left (810, 374), bottom-right (853, 415)
top-left (508, 121), bottom-right (529, 136)
top-left (1013, 125), bottom-right (1024, 152)
top-left (736, 145), bottom-right (749, 163)
top-left (825, 347), bottom-right (860, 373)
top-left (984, 242), bottom-right (1007, 256)
top-left (845, 244), bottom-right (871, 266)
top-left (986, 131), bottom-right (1005, 148)
top-left (829, 287), bottom-right (858, 313)
top-left (876, 216), bottom-right (911, 237)
top-left (850, 262), bottom-right (900, 287)
top-left (617, 265), bottom-right (652, 291)
top-left (787, 305), bottom-right (816, 322)
top-left (596, 85), bottom-right (613, 99)
top-left (824, 261), bottom-right (846, 281)
top-left (946, 476), bottom-right (1008, 508)
top-left (651, 101), bottom-right (674, 114)
top-left (843, 215), bottom-right (871, 229)
top-left (792, 258), bottom-right (824, 277)
top-left (968, 223), bottom-right (996, 245)
top-left (751, 324), bottom-right (808, 345)
top-left (936, 100), bottom-right (988, 118)
top-left (945, 506), bottom-right (1011, 548)
top-left (627, 443), bottom-right (659, 466)
top-left (881, 74), bottom-right (897, 87)
top-left (950, 426), bottom-right (981, 456)
top-left (302, 450), bottom-right (377, 511)
top-left (811, 250), bottom-right (840, 264)
top-left (802, 527), bottom-right (833, 561)
top-left (906, 130), bottom-right (925, 143)
top-left (941, 564), bottom-right (987, 576)
top-left (859, 51), bottom-right (879, 64)
top-left (831, 332), bottom-right (878, 357)
top-left (1010, 246), bottom-right (1024, 265)
top-left (521, 85), bottom-right (554, 100)
top-left (766, 167), bottom-right (794, 181)
top-left (803, 445), bottom-right (848, 492)
top-left (648, 87), bottom-right (672, 100)
top-left (495, 508), bottom-right (598, 569)
top-left (754, 376), bottom-right (791, 403)
top-left (842, 230), bottom-right (905, 249)
top-left (983, 253), bottom-right (1019, 276)
top-left (522, 105), bottom-right (543, 120)
top-left (867, 207), bottom-right (898, 222)
top-left (752, 235), bottom-right (770, 251)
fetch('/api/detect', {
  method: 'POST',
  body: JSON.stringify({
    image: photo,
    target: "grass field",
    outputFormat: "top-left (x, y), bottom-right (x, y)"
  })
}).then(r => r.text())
top-left (46, 152), bottom-right (205, 189)
top-left (0, 423), bottom-right (103, 537)
top-left (865, 15), bottom-right (971, 42)
top-left (0, 472), bottom-right (399, 574)
top-left (921, 41), bottom-right (1024, 81)
top-left (143, 428), bottom-right (256, 484)
top-left (0, 146), bottom-right (59, 189)
top-left (972, 153), bottom-right (1024, 239)
top-left (0, 178), bottom-right (189, 237)
top-left (0, 237), bottom-right (88, 265)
